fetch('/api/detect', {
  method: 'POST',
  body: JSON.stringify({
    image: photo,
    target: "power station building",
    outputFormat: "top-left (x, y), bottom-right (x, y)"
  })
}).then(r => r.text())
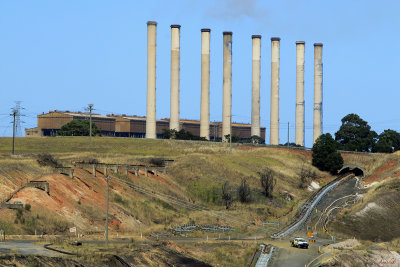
top-left (26, 22), bottom-right (323, 146)
top-left (25, 111), bottom-right (265, 141)
top-left (27, 111), bottom-right (115, 136)
top-left (144, 22), bottom-right (323, 145)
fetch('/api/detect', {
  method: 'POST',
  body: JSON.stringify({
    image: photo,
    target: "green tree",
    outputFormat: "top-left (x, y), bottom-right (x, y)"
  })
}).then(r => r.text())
top-left (224, 134), bottom-right (240, 143)
top-left (240, 135), bottom-right (265, 144)
top-left (312, 133), bottom-right (343, 174)
top-left (162, 128), bottom-right (207, 141)
top-left (334, 113), bottom-right (377, 152)
top-left (58, 119), bottom-right (100, 136)
top-left (374, 129), bottom-right (400, 153)
top-left (250, 135), bottom-right (265, 144)
top-left (259, 168), bottom-right (276, 198)
top-left (237, 178), bottom-right (251, 203)
top-left (221, 181), bottom-right (233, 209)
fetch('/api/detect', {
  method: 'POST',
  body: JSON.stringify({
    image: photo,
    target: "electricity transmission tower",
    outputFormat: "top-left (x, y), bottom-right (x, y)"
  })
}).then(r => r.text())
top-left (14, 101), bottom-right (23, 136)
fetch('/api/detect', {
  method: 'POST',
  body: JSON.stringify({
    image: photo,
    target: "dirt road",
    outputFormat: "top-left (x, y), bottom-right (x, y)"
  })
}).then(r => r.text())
top-left (0, 241), bottom-right (56, 256)
top-left (268, 239), bottom-right (319, 267)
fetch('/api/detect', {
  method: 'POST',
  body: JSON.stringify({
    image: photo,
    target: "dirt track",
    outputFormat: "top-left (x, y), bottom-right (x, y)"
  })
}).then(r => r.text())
top-left (269, 177), bottom-right (360, 266)
top-left (0, 240), bottom-right (56, 256)
top-left (268, 239), bottom-right (319, 267)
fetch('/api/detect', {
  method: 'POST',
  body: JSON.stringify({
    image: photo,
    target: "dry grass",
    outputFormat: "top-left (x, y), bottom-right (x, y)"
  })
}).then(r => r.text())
top-left (6, 137), bottom-right (394, 240)
top-left (181, 241), bottom-right (258, 267)
top-left (341, 152), bottom-right (394, 176)
top-left (0, 137), bottom-right (231, 156)
top-left (0, 137), bottom-right (333, 237)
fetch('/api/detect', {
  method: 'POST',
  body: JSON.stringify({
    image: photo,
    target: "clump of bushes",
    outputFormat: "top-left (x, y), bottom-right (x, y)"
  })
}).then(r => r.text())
top-left (299, 166), bottom-right (317, 189)
top-left (149, 158), bottom-right (165, 167)
top-left (37, 153), bottom-right (62, 168)
top-left (80, 157), bottom-right (99, 164)
top-left (162, 129), bottom-right (207, 141)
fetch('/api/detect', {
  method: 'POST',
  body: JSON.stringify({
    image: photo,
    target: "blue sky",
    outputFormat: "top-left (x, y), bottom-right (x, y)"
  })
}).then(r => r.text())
top-left (0, 0), bottom-right (399, 147)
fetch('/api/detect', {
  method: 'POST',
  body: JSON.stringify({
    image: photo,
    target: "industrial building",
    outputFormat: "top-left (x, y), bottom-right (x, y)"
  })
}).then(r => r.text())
top-left (26, 111), bottom-right (115, 137)
top-left (26, 22), bottom-right (323, 146)
top-left (25, 111), bottom-right (265, 141)
top-left (145, 22), bottom-right (323, 145)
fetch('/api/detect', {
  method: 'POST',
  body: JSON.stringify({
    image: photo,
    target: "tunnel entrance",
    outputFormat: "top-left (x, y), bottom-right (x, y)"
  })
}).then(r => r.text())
top-left (338, 164), bottom-right (365, 177)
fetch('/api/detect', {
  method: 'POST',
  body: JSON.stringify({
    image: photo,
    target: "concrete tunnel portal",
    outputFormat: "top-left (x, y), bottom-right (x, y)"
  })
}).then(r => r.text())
top-left (338, 164), bottom-right (365, 177)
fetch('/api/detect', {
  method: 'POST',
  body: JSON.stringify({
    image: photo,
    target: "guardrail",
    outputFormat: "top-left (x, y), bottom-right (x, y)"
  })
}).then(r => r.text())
top-left (255, 246), bottom-right (274, 267)
top-left (271, 173), bottom-right (353, 239)
top-left (171, 224), bottom-right (235, 234)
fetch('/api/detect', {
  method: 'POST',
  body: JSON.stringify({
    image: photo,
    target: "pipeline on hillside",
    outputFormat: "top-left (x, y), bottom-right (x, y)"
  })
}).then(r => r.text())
top-left (271, 173), bottom-right (354, 239)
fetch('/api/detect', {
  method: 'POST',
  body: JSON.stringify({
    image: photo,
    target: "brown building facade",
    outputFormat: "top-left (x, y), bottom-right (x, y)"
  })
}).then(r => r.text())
top-left (34, 111), bottom-right (115, 136)
top-left (26, 111), bottom-right (266, 141)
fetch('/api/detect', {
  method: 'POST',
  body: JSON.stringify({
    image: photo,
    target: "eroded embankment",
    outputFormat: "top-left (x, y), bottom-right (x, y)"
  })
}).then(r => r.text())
top-left (272, 173), bottom-right (354, 239)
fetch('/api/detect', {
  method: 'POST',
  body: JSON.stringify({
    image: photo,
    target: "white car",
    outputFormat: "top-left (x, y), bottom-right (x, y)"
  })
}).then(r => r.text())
top-left (291, 238), bottom-right (309, 249)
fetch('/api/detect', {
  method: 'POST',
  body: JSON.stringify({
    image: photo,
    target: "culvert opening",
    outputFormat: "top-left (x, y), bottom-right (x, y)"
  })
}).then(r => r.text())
top-left (338, 164), bottom-right (365, 177)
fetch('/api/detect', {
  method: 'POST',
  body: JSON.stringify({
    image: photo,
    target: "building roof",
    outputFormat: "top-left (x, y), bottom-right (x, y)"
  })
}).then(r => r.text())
top-left (37, 111), bottom-right (264, 128)
top-left (38, 111), bottom-right (115, 120)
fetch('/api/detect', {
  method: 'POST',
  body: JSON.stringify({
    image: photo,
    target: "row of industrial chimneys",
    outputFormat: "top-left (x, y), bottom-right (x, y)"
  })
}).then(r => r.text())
top-left (145, 21), bottom-right (323, 145)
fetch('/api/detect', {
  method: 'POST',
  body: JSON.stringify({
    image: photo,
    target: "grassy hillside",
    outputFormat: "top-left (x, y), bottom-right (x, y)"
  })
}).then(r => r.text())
top-left (0, 137), bottom-right (330, 234)
top-left (0, 137), bottom-right (397, 266)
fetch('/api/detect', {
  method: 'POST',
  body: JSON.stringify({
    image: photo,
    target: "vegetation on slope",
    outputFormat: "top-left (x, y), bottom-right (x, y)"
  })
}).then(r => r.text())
top-left (1, 137), bottom-right (398, 265)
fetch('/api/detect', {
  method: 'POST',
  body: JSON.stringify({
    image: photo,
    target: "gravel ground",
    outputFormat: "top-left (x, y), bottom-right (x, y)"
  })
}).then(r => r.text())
top-left (0, 240), bottom-right (56, 256)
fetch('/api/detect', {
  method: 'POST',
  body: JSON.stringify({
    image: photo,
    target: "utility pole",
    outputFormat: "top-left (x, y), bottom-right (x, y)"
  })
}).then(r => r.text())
top-left (87, 104), bottom-right (94, 152)
top-left (105, 174), bottom-right (110, 246)
top-left (229, 115), bottom-right (234, 154)
top-left (214, 123), bottom-right (217, 142)
top-left (10, 102), bottom-right (23, 155)
top-left (229, 133), bottom-right (232, 155)
top-left (287, 122), bottom-right (290, 148)
top-left (11, 110), bottom-right (16, 155)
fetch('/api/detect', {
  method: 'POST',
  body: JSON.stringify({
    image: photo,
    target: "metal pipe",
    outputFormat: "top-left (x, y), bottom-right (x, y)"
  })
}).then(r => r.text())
top-left (270, 37), bottom-right (280, 145)
top-left (251, 35), bottom-right (261, 137)
top-left (105, 176), bottom-right (110, 246)
top-left (170, 24), bottom-right (181, 131)
top-left (295, 41), bottom-right (305, 146)
top-left (313, 43), bottom-right (323, 144)
top-left (200, 29), bottom-right (211, 140)
top-left (146, 21), bottom-right (157, 139)
top-left (222, 32), bottom-right (232, 142)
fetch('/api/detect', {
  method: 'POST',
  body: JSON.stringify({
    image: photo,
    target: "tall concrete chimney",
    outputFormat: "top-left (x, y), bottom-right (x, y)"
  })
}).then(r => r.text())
top-left (146, 21), bottom-right (157, 139)
top-left (313, 43), bottom-right (323, 144)
top-left (295, 41), bottom-right (305, 146)
top-left (170, 24), bottom-right (181, 131)
top-left (200, 29), bottom-right (211, 140)
top-left (251, 35), bottom-right (261, 137)
top-left (270, 37), bottom-right (280, 145)
top-left (222, 32), bottom-right (232, 142)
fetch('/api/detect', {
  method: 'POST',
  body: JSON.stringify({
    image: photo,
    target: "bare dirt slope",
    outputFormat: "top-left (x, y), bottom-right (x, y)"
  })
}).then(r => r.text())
top-left (0, 137), bottom-right (399, 265)
top-left (330, 157), bottom-right (400, 242)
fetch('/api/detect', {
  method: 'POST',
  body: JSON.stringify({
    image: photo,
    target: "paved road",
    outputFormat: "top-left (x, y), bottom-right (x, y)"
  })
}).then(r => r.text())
top-left (0, 241), bottom-right (56, 256)
top-left (269, 240), bottom-right (319, 267)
